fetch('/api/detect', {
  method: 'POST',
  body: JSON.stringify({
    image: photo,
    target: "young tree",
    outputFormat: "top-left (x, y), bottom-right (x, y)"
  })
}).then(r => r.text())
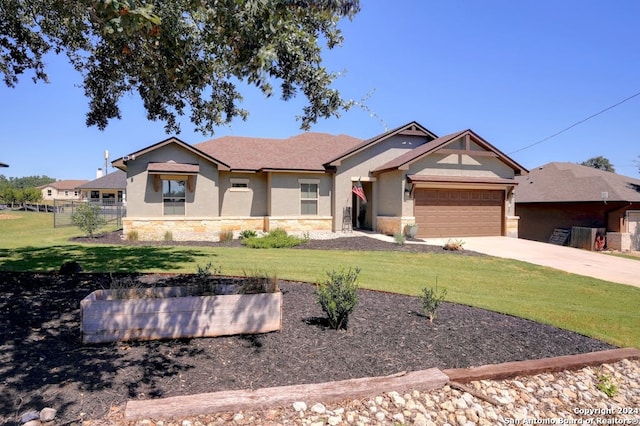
top-left (1, 0), bottom-right (360, 135)
top-left (71, 203), bottom-right (107, 237)
top-left (580, 156), bottom-right (615, 172)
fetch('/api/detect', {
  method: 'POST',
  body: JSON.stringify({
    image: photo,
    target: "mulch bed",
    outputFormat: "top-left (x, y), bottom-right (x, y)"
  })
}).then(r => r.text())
top-left (0, 232), bottom-right (615, 425)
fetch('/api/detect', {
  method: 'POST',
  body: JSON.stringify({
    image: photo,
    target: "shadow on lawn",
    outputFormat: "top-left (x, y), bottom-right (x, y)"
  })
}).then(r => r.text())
top-left (0, 272), bottom-right (213, 424)
top-left (0, 244), bottom-right (214, 272)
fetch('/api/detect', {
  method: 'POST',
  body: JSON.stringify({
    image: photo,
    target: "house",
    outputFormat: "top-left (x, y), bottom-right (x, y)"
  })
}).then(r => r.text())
top-left (77, 170), bottom-right (127, 205)
top-left (515, 162), bottom-right (640, 251)
top-left (112, 121), bottom-right (527, 241)
top-left (39, 180), bottom-right (89, 201)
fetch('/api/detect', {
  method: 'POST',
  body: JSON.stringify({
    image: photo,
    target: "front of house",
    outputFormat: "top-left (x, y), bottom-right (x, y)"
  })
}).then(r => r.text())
top-left (113, 121), bottom-right (527, 241)
top-left (39, 180), bottom-right (89, 201)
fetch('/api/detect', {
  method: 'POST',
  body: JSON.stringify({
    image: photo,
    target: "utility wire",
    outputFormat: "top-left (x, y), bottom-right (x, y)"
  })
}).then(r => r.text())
top-left (509, 91), bottom-right (640, 155)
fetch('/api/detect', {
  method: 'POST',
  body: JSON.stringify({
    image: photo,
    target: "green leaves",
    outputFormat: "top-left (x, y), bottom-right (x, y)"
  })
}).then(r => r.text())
top-left (1, 0), bottom-right (361, 134)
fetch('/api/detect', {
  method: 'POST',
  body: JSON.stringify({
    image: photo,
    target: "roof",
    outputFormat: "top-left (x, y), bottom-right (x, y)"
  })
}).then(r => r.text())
top-left (195, 132), bottom-right (362, 171)
top-left (372, 129), bottom-right (528, 175)
top-left (515, 162), bottom-right (640, 203)
top-left (0, 162), bottom-right (8, 167)
top-left (39, 180), bottom-right (90, 190)
top-left (77, 170), bottom-right (127, 190)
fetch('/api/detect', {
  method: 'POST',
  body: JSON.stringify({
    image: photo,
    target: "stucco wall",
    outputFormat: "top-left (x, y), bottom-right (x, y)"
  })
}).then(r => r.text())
top-left (409, 152), bottom-right (515, 179)
top-left (125, 144), bottom-right (220, 218)
top-left (219, 172), bottom-right (268, 216)
top-left (333, 135), bottom-right (430, 231)
top-left (269, 172), bottom-right (331, 216)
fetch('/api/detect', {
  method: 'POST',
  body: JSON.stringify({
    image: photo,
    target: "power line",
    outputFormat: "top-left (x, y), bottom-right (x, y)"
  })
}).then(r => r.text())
top-left (509, 91), bottom-right (640, 155)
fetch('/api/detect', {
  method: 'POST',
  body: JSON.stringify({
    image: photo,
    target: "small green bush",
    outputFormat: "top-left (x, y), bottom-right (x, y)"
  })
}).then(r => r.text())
top-left (71, 203), bottom-right (107, 237)
top-left (315, 266), bottom-right (360, 330)
top-left (242, 228), bottom-right (306, 248)
top-left (393, 233), bottom-right (406, 245)
top-left (239, 229), bottom-right (258, 239)
top-left (163, 231), bottom-right (173, 241)
top-left (420, 283), bottom-right (447, 323)
top-left (196, 262), bottom-right (222, 278)
top-left (597, 373), bottom-right (618, 397)
top-left (126, 230), bottom-right (139, 241)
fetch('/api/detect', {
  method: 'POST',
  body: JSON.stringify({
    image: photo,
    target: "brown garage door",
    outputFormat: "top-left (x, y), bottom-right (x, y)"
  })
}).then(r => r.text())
top-left (414, 189), bottom-right (504, 238)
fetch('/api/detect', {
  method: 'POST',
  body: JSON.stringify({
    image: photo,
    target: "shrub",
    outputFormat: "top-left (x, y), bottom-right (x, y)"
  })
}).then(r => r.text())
top-left (597, 372), bottom-right (618, 397)
top-left (242, 228), bottom-right (306, 248)
top-left (239, 269), bottom-right (279, 294)
top-left (315, 266), bottom-right (360, 330)
top-left (163, 231), bottom-right (173, 241)
top-left (393, 233), bottom-right (406, 245)
top-left (71, 202), bottom-right (107, 237)
top-left (196, 262), bottom-right (222, 278)
top-left (126, 230), bottom-right (139, 241)
top-left (218, 228), bottom-right (234, 242)
top-left (420, 283), bottom-right (447, 323)
top-left (443, 239), bottom-right (465, 251)
top-left (239, 229), bottom-right (257, 239)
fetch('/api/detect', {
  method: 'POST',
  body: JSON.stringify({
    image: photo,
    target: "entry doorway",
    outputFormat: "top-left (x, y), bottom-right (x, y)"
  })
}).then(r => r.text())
top-left (351, 181), bottom-right (372, 230)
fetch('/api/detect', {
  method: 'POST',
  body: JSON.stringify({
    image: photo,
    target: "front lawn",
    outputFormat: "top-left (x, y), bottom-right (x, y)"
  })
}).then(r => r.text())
top-left (1, 211), bottom-right (639, 348)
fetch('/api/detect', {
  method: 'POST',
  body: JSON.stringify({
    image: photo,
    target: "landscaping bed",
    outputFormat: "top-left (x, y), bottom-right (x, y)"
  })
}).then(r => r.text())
top-left (0, 261), bottom-right (615, 425)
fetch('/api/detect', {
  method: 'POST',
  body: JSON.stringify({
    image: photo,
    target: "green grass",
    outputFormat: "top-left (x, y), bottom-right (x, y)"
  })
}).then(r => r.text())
top-left (1, 211), bottom-right (639, 348)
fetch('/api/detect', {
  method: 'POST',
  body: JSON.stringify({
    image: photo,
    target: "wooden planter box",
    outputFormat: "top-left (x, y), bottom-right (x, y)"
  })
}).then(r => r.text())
top-left (81, 286), bottom-right (283, 344)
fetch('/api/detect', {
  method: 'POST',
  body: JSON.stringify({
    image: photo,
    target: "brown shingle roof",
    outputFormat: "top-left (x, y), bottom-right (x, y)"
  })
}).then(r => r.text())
top-left (195, 132), bottom-right (362, 171)
top-left (77, 170), bottom-right (126, 190)
top-left (39, 180), bottom-right (90, 190)
top-left (515, 162), bottom-right (640, 203)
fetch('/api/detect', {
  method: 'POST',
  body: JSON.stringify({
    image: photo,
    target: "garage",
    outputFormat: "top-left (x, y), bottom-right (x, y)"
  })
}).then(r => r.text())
top-left (414, 188), bottom-right (504, 238)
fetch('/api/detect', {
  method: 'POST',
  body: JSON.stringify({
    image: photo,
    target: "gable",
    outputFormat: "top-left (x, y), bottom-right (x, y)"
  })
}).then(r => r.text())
top-left (112, 137), bottom-right (230, 172)
top-left (325, 121), bottom-right (438, 168)
top-left (372, 129), bottom-right (527, 177)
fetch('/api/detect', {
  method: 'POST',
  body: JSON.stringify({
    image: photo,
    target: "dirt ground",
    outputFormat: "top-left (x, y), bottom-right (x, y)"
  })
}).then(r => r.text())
top-left (0, 233), bottom-right (616, 425)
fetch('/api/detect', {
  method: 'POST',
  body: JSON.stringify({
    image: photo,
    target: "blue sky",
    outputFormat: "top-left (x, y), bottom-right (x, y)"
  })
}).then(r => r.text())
top-left (2, 0), bottom-right (639, 180)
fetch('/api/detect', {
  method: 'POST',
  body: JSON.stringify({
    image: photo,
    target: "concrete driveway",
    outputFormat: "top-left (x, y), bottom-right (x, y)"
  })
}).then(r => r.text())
top-left (421, 236), bottom-right (640, 288)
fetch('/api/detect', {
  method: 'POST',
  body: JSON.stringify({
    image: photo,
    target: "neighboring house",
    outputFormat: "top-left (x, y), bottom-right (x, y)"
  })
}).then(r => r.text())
top-left (112, 121), bottom-right (527, 241)
top-left (77, 170), bottom-right (127, 205)
top-left (39, 180), bottom-right (89, 201)
top-left (515, 162), bottom-right (640, 251)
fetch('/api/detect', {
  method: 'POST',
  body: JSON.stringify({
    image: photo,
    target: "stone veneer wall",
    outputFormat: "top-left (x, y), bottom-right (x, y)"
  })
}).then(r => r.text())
top-left (376, 216), bottom-right (402, 236)
top-left (123, 217), bottom-right (332, 241)
top-left (506, 216), bottom-right (519, 238)
top-left (266, 217), bottom-right (332, 232)
top-left (606, 232), bottom-right (631, 251)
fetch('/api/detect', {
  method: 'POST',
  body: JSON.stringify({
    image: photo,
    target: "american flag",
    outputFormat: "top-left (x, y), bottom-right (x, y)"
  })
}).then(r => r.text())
top-left (352, 182), bottom-right (366, 202)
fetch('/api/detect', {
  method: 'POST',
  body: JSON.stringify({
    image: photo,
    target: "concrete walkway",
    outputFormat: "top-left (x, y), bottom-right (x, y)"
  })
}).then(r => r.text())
top-left (429, 236), bottom-right (640, 288)
top-left (363, 233), bottom-right (640, 288)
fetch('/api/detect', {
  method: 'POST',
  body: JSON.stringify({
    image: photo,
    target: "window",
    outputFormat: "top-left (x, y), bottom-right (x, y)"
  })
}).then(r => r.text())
top-left (300, 182), bottom-right (318, 215)
top-left (47, 189), bottom-right (52, 197)
top-left (230, 178), bottom-right (249, 191)
top-left (90, 190), bottom-right (100, 200)
top-left (163, 179), bottom-right (186, 215)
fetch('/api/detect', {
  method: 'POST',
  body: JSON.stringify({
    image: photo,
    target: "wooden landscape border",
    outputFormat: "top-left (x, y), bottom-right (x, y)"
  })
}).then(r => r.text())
top-left (124, 347), bottom-right (640, 421)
